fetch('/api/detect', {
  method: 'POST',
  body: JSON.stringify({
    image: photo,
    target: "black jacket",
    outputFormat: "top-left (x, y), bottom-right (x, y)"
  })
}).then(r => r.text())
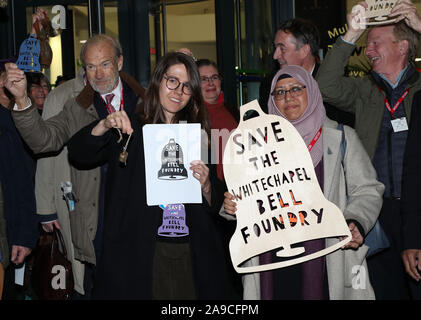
top-left (68, 118), bottom-right (235, 299)
top-left (401, 90), bottom-right (421, 250)
top-left (0, 107), bottom-right (38, 260)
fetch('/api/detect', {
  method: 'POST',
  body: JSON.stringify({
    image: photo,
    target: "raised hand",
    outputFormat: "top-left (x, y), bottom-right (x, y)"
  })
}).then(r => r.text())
top-left (389, 0), bottom-right (421, 33)
top-left (4, 63), bottom-right (28, 108)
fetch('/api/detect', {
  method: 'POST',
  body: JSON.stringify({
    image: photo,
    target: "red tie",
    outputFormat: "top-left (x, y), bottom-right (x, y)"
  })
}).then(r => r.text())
top-left (104, 93), bottom-right (115, 114)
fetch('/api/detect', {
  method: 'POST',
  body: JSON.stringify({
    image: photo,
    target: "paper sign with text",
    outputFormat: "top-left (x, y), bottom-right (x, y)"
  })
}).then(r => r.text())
top-left (223, 100), bottom-right (351, 274)
top-left (143, 123), bottom-right (202, 206)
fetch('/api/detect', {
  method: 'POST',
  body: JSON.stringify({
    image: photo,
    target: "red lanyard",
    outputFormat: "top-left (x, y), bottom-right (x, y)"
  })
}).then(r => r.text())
top-left (377, 86), bottom-right (409, 118)
top-left (307, 127), bottom-right (322, 152)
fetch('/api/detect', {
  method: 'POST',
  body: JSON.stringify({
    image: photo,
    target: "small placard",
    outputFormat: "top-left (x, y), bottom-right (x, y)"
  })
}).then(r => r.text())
top-left (365, 0), bottom-right (397, 25)
top-left (16, 34), bottom-right (41, 73)
top-left (158, 204), bottom-right (189, 237)
top-left (143, 124), bottom-right (202, 206)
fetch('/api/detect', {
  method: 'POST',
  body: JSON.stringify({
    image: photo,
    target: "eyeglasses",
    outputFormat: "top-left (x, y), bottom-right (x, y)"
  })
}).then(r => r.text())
top-left (164, 76), bottom-right (192, 95)
top-left (85, 60), bottom-right (115, 72)
top-left (271, 85), bottom-right (306, 100)
top-left (200, 74), bottom-right (221, 84)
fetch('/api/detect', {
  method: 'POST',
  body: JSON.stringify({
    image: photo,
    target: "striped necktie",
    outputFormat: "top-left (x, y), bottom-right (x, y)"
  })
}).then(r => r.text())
top-left (104, 93), bottom-right (115, 114)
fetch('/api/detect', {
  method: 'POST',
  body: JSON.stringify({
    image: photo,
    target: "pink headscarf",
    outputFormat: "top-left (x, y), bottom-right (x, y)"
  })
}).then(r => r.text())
top-left (267, 65), bottom-right (326, 167)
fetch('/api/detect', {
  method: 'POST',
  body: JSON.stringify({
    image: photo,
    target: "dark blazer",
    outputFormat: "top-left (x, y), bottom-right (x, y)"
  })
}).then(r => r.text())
top-left (0, 107), bottom-right (38, 265)
top-left (401, 91), bottom-right (421, 250)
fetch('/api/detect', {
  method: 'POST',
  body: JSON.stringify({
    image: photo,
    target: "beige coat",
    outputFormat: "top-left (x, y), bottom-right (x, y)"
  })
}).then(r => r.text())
top-left (222, 118), bottom-right (384, 300)
top-left (35, 68), bottom-right (86, 294)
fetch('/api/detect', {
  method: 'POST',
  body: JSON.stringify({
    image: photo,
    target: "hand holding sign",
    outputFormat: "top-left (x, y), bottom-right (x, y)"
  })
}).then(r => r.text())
top-left (226, 192), bottom-right (364, 249)
top-left (364, 0), bottom-right (398, 25)
top-left (4, 63), bottom-right (29, 107)
top-left (389, 0), bottom-right (421, 33)
top-left (345, 2), bottom-right (369, 43)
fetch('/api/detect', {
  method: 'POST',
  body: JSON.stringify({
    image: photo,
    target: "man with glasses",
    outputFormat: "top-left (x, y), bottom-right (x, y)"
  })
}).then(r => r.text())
top-left (4, 34), bottom-right (145, 299)
top-left (259, 18), bottom-right (354, 127)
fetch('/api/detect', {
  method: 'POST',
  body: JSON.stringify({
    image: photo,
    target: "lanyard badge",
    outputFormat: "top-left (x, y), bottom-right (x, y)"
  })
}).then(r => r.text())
top-left (377, 87), bottom-right (409, 132)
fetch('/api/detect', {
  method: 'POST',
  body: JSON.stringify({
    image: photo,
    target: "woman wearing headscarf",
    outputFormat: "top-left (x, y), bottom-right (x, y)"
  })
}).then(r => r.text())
top-left (223, 65), bottom-right (384, 300)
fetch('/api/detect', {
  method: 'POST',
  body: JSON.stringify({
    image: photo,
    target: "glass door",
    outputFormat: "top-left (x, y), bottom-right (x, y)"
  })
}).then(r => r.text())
top-left (149, 0), bottom-right (217, 73)
top-left (234, 0), bottom-right (273, 106)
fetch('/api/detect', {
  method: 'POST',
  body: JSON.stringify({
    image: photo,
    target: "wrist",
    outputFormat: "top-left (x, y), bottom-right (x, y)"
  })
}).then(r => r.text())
top-left (15, 96), bottom-right (30, 109)
top-left (343, 30), bottom-right (363, 44)
top-left (91, 119), bottom-right (109, 136)
top-left (202, 181), bottom-right (211, 194)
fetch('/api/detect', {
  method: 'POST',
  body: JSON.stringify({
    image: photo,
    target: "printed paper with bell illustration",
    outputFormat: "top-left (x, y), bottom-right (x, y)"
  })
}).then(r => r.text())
top-left (143, 124), bottom-right (202, 206)
top-left (223, 100), bottom-right (351, 274)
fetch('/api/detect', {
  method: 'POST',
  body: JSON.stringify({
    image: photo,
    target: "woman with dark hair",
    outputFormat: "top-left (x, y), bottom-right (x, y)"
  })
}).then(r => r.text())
top-left (67, 52), bottom-right (234, 299)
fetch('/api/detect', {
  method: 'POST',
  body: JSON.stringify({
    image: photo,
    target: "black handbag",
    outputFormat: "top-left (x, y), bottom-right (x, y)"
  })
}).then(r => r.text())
top-left (28, 226), bottom-right (74, 300)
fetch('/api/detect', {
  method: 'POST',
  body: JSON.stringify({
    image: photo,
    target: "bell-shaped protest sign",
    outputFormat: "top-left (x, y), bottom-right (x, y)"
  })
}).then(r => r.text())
top-left (158, 204), bottom-right (189, 237)
top-left (158, 138), bottom-right (188, 180)
top-left (16, 34), bottom-right (41, 73)
top-left (223, 100), bottom-right (351, 274)
top-left (362, 0), bottom-right (397, 26)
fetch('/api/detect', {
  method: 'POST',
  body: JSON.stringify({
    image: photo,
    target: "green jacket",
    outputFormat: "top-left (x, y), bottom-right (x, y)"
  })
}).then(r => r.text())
top-left (316, 37), bottom-right (421, 159)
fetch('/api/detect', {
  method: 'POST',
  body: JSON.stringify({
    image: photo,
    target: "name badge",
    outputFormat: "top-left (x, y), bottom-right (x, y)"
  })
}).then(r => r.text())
top-left (391, 117), bottom-right (408, 133)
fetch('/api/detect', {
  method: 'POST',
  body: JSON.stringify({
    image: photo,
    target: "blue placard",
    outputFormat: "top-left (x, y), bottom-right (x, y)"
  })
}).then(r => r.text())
top-left (16, 34), bottom-right (41, 73)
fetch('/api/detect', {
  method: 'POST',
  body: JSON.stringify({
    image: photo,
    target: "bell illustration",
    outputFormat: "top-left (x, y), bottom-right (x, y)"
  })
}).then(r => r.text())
top-left (223, 100), bottom-right (351, 274)
top-left (16, 34), bottom-right (41, 73)
top-left (158, 204), bottom-right (189, 237)
top-left (364, 0), bottom-right (397, 25)
top-left (158, 138), bottom-right (188, 180)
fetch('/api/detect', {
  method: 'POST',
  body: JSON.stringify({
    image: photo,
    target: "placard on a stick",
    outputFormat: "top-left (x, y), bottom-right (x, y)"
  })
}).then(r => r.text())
top-left (223, 100), bottom-right (351, 274)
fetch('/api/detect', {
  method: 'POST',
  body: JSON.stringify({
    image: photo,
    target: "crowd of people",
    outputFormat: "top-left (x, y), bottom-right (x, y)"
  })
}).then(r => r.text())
top-left (0, 0), bottom-right (421, 300)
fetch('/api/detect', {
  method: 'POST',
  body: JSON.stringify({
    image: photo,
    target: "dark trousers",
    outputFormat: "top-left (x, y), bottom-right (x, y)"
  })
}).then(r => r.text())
top-left (408, 278), bottom-right (421, 300)
top-left (73, 263), bottom-right (96, 300)
top-left (367, 198), bottom-right (410, 299)
top-left (152, 241), bottom-right (196, 300)
top-left (72, 262), bottom-right (96, 300)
